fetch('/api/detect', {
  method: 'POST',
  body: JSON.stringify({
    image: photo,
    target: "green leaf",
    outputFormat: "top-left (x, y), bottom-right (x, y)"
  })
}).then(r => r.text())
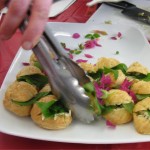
top-left (34, 61), bottom-right (43, 70)
top-left (126, 72), bottom-right (146, 80)
top-left (103, 67), bottom-right (118, 80)
top-left (83, 82), bottom-right (95, 93)
top-left (17, 74), bottom-right (48, 89)
top-left (37, 100), bottom-right (56, 118)
top-left (101, 90), bottom-right (109, 99)
top-left (85, 34), bottom-right (93, 39)
top-left (85, 33), bottom-right (100, 40)
top-left (142, 73), bottom-right (150, 81)
top-left (136, 94), bottom-right (150, 101)
top-left (12, 92), bottom-right (50, 106)
top-left (122, 102), bottom-right (134, 114)
top-left (87, 69), bottom-right (103, 80)
top-left (115, 51), bottom-right (119, 55)
top-left (37, 100), bottom-right (69, 118)
top-left (93, 33), bottom-right (100, 38)
top-left (112, 63), bottom-right (127, 74)
top-left (102, 105), bottom-right (116, 115)
top-left (60, 42), bottom-right (66, 48)
top-left (147, 110), bottom-right (150, 116)
top-left (78, 44), bottom-right (84, 50)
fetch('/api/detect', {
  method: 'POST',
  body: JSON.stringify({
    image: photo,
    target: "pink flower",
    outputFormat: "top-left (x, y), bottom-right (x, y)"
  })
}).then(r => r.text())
top-left (84, 40), bottom-right (96, 49)
top-left (68, 53), bottom-right (73, 59)
top-left (76, 59), bottom-right (88, 63)
top-left (106, 120), bottom-right (116, 128)
top-left (84, 54), bottom-right (93, 58)
top-left (100, 74), bottom-right (112, 90)
top-left (72, 33), bottom-right (80, 39)
top-left (120, 79), bottom-right (137, 102)
top-left (22, 62), bottom-right (30, 66)
top-left (94, 82), bottom-right (103, 99)
top-left (110, 32), bottom-right (122, 40)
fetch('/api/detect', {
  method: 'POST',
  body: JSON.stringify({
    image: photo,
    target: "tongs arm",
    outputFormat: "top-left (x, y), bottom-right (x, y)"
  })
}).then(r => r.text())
top-left (20, 16), bottom-right (94, 123)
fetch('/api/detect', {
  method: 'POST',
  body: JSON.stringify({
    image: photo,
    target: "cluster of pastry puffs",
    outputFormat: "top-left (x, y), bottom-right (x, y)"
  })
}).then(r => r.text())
top-left (3, 53), bottom-right (72, 130)
top-left (79, 57), bottom-right (150, 135)
top-left (3, 53), bottom-right (150, 134)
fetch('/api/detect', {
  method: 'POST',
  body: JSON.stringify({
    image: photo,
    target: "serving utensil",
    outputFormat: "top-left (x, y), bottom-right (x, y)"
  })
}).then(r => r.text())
top-left (20, 17), bottom-right (94, 123)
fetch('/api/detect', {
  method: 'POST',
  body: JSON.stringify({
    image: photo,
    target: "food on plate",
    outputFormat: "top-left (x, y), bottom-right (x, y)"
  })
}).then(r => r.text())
top-left (133, 97), bottom-right (150, 134)
top-left (31, 95), bottom-right (72, 130)
top-left (3, 54), bottom-right (150, 133)
top-left (131, 81), bottom-right (150, 101)
top-left (3, 81), bottom-right (37, 116)
top-left (29, 53), bottom-right (38, 65)
top-left (102, 89), bottom-right (134, 125)
top-left (127, 62), bottom-right (149, 75)
top-left (16, 66), bottom-right (48, 90)
top-left (16, 65), bottom-right (43, 78)
top-left (39, 84), bottom-right (51, 93)
top-left (107, 70), bottom-right (126, 88)
top-left (79, 62), bottom-right (98, 73)
top-left (96, 57), bottom-right (120, 69)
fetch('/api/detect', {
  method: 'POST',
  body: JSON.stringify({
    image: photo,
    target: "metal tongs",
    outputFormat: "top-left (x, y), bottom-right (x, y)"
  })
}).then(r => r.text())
top-left (20, 16), bottom-right (94, 123)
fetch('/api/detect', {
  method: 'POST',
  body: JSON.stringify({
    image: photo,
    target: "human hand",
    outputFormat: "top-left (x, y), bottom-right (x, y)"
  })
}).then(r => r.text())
top-left (0, 0), bottom-right (52, 50)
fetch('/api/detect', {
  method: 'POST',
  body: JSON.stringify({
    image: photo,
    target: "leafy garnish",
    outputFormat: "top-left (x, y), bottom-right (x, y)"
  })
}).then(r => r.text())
top-left (17, 74), bottom-right (48, 89)
top-left (147, 110), bottom-right (150, 116)
top-left (83, 82), bottom-right (102, 115)
top-left (122, 102), bottom-right (134, 114)
top-left (87, 69), bottom-right (103, 80)
top-left (85, 33), bottom-right (100, 40)
top-left (112, 63), bottom-right (127, 75)
top-left (83, 82), bottom-right (95, 96)
top-left (136, 94), bottom-right (150, 101)
top-left (34, 61), bottom-right (43, 70)
top-left (115, 51), bottom-right (119, 55)
top-left (142, 73), bottom-right (150, 81)
top-left (100, 90), bottom-right (109, 99)
top-left (37, 100), bottom-right (69, 118)
top-left (12, 92), bottom-right (50, 106)
top-left (102, 105), bottom-right (116, 115)
top-left (103, 67), bottom-right (118, 80)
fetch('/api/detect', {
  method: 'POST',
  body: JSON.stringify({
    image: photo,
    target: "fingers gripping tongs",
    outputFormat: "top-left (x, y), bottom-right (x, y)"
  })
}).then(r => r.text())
top-left (20, 19), bottom-right (94, 123)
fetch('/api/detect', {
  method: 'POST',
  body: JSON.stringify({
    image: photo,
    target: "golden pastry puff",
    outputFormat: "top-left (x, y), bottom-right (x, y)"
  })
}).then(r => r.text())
top-left (103, 89), bottom-right (134, 125)
top-left (133, 97), bottom-right (150, 134)
top-left (3, 81), bottom-right (37, 116)
top-left (31, 95), bottom-right (72, 130)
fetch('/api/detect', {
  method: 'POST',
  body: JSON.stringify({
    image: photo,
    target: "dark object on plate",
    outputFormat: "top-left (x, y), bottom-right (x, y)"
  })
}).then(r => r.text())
top-left (105, 1), bottom-right (150, 25)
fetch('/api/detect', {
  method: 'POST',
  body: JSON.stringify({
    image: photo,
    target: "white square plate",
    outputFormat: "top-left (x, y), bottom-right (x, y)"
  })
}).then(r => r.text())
top-left (0, 22), bottom-right (150, 144)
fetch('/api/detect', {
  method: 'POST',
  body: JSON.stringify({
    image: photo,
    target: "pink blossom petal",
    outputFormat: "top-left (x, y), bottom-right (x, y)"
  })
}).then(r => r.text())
top-left (22, 62), bottom-right (30, 66)
top-left (64, 47), bottom-right (71, 51)
top-left (106, 120), bottom-right (116, 128)
top-left (84, 54), bottom-right (93, 58)
top-left (72, 33), bottom-right (80, 39)
top-left (76, 59), bottom-right (88, 63)
top-left (69, 53), bottom-right (73, 59)
top-left (117, 32), bottom-right (122, 38)
top-left (94, 82), bottom-right (103, 99)
top-left (84, 40), bottom-right (96, 49)
top-left (111, 37), bottom-right (117, 40)
top-left (129, 91), bottom-right (137, 103)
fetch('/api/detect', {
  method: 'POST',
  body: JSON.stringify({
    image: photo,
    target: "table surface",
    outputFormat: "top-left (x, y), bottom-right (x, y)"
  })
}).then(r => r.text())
top-left (0, 0), bottom-right (150, 149)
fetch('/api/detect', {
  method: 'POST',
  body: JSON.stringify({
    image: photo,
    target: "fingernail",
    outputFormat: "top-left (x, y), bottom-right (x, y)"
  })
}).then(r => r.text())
top-left (22, 41), bottom-right (32, 50)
